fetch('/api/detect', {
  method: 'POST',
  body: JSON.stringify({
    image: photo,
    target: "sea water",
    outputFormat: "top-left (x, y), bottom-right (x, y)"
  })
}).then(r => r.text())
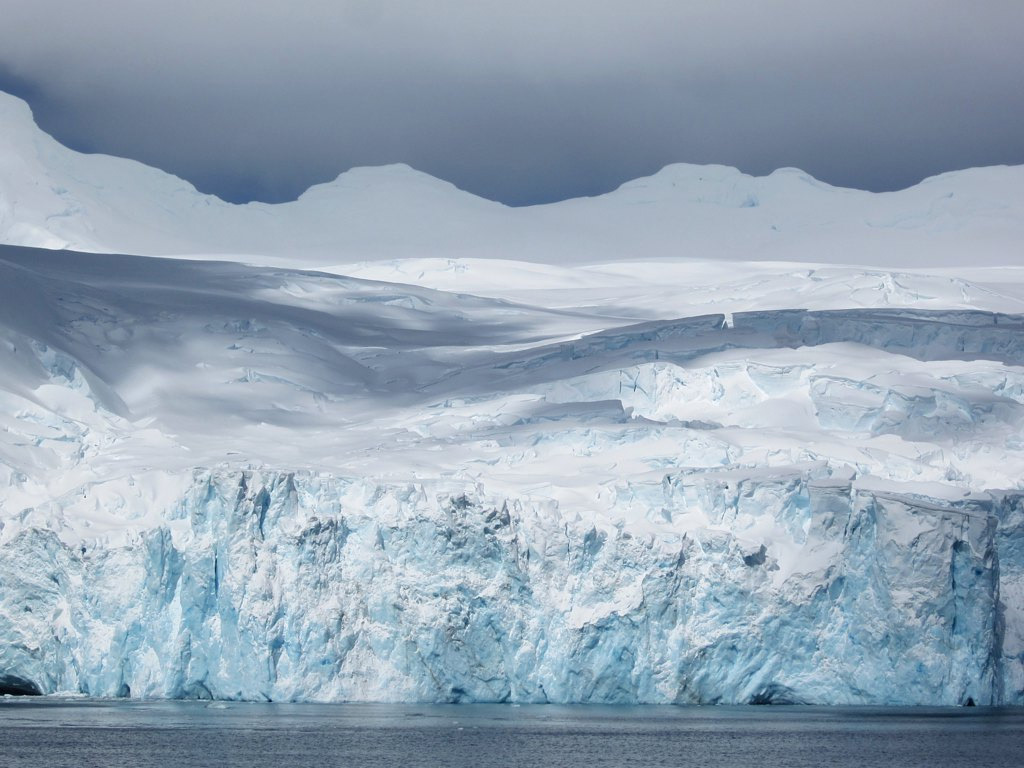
top-left (2, 699), bottom-right (1023, 767)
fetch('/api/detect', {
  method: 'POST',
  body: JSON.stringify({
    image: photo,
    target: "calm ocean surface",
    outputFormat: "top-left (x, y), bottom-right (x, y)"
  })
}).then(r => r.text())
top-left (2, 699), bottom-right (1023, 768)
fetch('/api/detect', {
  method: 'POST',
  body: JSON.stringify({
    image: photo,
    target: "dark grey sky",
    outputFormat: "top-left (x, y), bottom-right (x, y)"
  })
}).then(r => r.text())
top-left (2, 1), bottom-right (1022, 205)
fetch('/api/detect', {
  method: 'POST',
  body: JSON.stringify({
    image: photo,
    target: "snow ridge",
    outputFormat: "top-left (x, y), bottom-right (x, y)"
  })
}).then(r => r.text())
top-left (1, 90), bottom-right (1023, 267)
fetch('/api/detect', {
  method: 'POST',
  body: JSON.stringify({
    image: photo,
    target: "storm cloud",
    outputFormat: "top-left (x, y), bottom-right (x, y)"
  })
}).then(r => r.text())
top-left (2, 1), bottom-right (1022, 205)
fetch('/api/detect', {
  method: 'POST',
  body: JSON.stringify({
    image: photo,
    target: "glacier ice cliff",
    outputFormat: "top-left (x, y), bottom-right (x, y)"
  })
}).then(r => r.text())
top-left (0, 469), bottom-right (1020, 705)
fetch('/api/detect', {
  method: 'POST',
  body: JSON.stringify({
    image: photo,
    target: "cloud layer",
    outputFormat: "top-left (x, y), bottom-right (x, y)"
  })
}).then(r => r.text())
top-left (3, 1), bottom-right (1022, 204)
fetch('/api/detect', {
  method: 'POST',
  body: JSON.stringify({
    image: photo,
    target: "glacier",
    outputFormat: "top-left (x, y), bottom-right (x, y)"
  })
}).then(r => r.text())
top-left (1, 245), bottom-right (1024, 704)
top-left (1, 88), bottom-right (1024, 705)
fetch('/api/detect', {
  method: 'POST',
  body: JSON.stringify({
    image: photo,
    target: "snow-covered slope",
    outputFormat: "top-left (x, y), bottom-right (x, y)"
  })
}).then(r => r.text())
top-left (2, 244), bottom-right (1024, 704)
top-left (1, 90), bottom-right (1023, 268)
top-left (337, 258), bottom-right (1024, 319)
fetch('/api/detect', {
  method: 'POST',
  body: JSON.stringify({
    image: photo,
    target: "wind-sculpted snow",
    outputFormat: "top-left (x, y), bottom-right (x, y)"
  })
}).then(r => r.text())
top-left (1, 246), bottom-right (1024, 703)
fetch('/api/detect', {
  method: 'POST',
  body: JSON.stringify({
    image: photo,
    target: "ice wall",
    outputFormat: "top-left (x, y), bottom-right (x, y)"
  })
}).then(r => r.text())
top-left (1, 469), bottom-right (1015, 704)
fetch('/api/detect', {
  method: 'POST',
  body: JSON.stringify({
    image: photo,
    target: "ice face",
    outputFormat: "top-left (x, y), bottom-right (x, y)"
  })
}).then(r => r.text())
top-left (0, 469), bottom-right (1015, 704)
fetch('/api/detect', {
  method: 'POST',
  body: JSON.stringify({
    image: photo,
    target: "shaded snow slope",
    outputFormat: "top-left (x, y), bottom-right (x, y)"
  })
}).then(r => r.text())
top-left (1, 91), bottom-right (1023, 267)
top-left (2, 245), bottom-right (1024, 703)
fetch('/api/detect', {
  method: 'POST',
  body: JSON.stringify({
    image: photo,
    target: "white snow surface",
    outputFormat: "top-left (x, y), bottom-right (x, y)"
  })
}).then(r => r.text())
top-left (1, 89), bottom-right (1023, 268)
top-left (1, 88), bottom-right (1024, 704)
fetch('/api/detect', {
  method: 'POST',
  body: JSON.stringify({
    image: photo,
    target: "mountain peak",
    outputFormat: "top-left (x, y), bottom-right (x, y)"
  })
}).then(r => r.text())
top-left (296, 163), bottom-right (467, 202)
top-left (0, 89), bottom-right (34, 120)
top-left (0, 91), bottom-right (47, 149)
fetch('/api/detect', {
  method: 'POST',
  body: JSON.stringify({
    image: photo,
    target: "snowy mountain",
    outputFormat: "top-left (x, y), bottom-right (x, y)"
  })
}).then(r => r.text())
top-left (1, 88), bottom-right (1024, 704)
top-left (2, 89), bottom-right (1024, 268)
